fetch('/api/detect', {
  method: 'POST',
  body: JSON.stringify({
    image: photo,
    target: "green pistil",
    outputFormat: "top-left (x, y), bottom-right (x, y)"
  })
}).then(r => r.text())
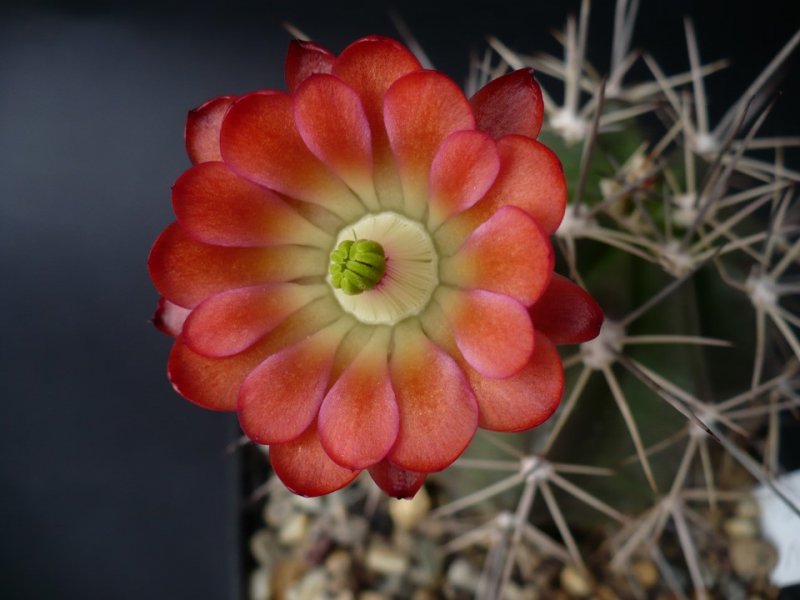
top-left (329, 239), bottom-right (387, 295)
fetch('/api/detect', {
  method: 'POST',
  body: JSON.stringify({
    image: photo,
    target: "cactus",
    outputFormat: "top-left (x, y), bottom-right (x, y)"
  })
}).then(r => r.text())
top-left (245, 3), bottom-right (800, 598)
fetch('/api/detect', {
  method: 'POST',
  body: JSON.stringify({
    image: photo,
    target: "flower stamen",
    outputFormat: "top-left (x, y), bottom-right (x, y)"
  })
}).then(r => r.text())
top-left (329, 239), bottom-right (387, 295)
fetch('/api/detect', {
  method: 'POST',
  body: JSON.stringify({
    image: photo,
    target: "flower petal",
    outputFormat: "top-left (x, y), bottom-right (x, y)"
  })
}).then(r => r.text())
top-left (318, 327), bottom-right (399, 470)
top-left (333, 35), bottom-right (422, 211)
top-left (182, 283), bottom-right (327, 357)
top-left (467, 331), bottom-right (564, 431)
top-left (168, 297), bottom-right (342, 411)
top-left (219, 91), bottom-right (363, 221)
top-left (440, 206), bottom-right (553, 306)
top-left (471, 69), bottom-right (544, 139)
top-left (148, 223), bottom-right (327, 308)
top-left (384, 71), bottom-right (475, 220)
top-left (436, 287), bottom-right (534, 379)
top-left (436, 135), bottom-right (566, 254)
top-left (387, 322), bottom-right (478, 472)
top-left (427, 130), bottom-right (500, 230)
top-left (237, 318), bottom-right (352, 444)
top-left (173, 161), bottom-right (332, 248)
top-left (530, 274), bottom-right (604, 344)
top-left (284, 39), bottom-right (335, 92)
top-left (368, 460), bottom-right (427, 499)
top-left (270, 423), bottom-right (360, 497)
top-left (185, 95), bottom-right (237, 164)
top-left (152, 297), bottom-right (190, 338)
top-left (293, 74), bottom-right (378, 210)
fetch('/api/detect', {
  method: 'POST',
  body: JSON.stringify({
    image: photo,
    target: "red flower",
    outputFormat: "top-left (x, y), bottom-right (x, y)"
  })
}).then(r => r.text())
top-left (148, 36), bottom-right (603, 498)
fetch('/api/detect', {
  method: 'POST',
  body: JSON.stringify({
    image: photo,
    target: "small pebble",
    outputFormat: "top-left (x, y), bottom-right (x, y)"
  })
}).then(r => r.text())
top-left (730, 538), bottom-right (778, 580)
top-left (248, 567), bottom-right (270, 600)
top-left (446, 558), bottom-right (479, 592)
top-left (279, 512), bottom-right (310, 545)
top-left (724, 517), bottom-right (758, 539)
top-left (388, 486), bottom-right (431, 531)
top-left (365, 541), bottom-right (409, 576)
top-left (631, 558), bottom-right (659, 589)
top-left (287, 568), bottom-right (327, 600)
top-left (560, 564), bottom-right (592, 598)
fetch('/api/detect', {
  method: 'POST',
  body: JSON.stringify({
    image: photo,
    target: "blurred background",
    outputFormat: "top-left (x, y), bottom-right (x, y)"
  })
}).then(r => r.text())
top-left (1, 0), bottom-right (798, 598)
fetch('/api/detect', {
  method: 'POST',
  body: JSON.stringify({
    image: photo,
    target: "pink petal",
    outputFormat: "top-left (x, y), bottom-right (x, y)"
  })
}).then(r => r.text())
top-left (471, 69), bottom-right (544, 139)
top-left (148, 223), bottom-right (326, 308)
top-left (152, 297), bottom-right (191, 338)
top-left (219, 91), bottom-right (363, 221)
top-left (468, 332), bottom-right (564, 431)
top-left (427, 130), bottom-right (500, 230)
top-left (182, 283), bottom-right (326, 357)
top-left (168, 297), bottom-right (343, 411)
top-left (368, 460), bottom-right (427, 499)
top-left (293, 74), bottom-right (377, 209)
top-left (441, 206), bottom-right (553, 306)
top-left (270, 423), bottom-right (360, 497)
top-left (173, 161), bottom-right (330, 248)
top-left (436, 288), bottom-right (534, 379)
top-left (387, 323), bottom-right (478, 472)
top-left (284, 39), bottom-right (335, 92)
top-left (318, 328), bottom-right (399, 470)
top-left (185, 95), bottom-right (237, 164)
top-left (530, 274), bottom-right (604, 344)
top-left (237, 319), bottom-right (351, 444)
top-left (333, 36), bottom-right (422, 210)
top-left (384, 71), bottom-right (475, 219)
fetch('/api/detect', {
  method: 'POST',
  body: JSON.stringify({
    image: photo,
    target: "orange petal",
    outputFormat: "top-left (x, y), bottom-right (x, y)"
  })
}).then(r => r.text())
top-left (436, 287), bottom-right (534, 379)
top-left (368, 460), bottom-right (427, 499)
top-left (185, 95), bottom-right (237, 164)
top-left (168, 297), bottom-right (342, 411)
top-left (471, 69), bottom-right (544, 139)
top-left (387, 323), bottom-right (477, 472)
top-left (284, 39), bottom-right (335, 92)
top-left (182, 283), bottom-right (326, 357)
top-left (318, 328), bottom-right (399, 470)
top-left (270, 423), bottom-right (360, 497)
top-left (148, 223), bottom-right (326, 308)
top-left (427, 130), bottom-right (500, 230)
top-left (152, 297), bottom-right (190, 338)
top-left (468, 332), bottom-right (564, 431)
top-left (173, 161), bottom-right (331, 248)
top-left (530, 274), bottom-right (604, 344)
top-left (384, 71), bottom-right (475, 219)
top-left (293, 74), bottom-right (378, 209)
top-left (220, 91), bottom-right (363, 221)
top-left (238, 319), bottom-right (352, 444)
top-left (333, 36), bottom-right (421, 210)
top-left (440, 206), bottom-right (553, 306)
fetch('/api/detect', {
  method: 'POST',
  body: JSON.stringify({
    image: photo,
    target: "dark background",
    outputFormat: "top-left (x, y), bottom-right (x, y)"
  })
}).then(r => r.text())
top-left (1, 1), bottom-right (798, 598)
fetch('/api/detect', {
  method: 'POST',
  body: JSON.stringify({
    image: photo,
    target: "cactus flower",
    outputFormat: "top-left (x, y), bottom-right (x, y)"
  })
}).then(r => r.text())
top-left (148, 36), bottom-right (603, 498)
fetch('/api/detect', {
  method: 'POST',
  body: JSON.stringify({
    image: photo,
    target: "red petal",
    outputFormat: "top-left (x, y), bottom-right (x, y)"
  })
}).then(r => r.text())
top-left (219, 91), bottom-right (363, 221)
top-left (427, 130), bottom-right (500, 230)
top-left (237, 319), bottom-right (351, 444)
top-left (318, 328), bottom-right (399, 470)
top-left (167, 297), bottom-right (342, 411)
top-left (173, 162), bottom-right (331, 248)
top-left (152, 297), bottom-right (190, 338)
top-left (185, 95), bottom-right (237, 164)
top-left (441, 206), bottom-right (553, 306)
top-left (468, 331), bottom-right (564, 431)
top-left (530, 274), bottom-right (604, 344)
top-left (437, 288), bottom-right (534, 379)
top-left (387, 323), bottom-right (477, 472)
top-left (270, 423), bottom-right (360, 497)
top-left (368, 460), bottom-right (427, 499)
top-left (284, 39), bottom-right (335, 92)
top-left (384, 71), bottom-right (475, 219)
top-left (436, 135), bottom-right (566, 254)
top-left (333, 36), bottom-right (422, 209)
top-left (471, 69), bottom-right (544, 139)
top-left (293, 74), bottom-right (377, 209)
top-left (182, 283), bottom-right (326, 357)
top-left (148, 223), bottom-right (326, 308)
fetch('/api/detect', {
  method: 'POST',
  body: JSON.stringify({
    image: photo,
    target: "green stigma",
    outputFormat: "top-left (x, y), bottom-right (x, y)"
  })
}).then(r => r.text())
top-left (329, 239), bottom-right (387, 295)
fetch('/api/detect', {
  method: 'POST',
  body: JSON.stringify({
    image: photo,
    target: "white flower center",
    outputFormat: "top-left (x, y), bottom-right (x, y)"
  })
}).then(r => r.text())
top-left (328, 212), bottom-right (438, 325)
